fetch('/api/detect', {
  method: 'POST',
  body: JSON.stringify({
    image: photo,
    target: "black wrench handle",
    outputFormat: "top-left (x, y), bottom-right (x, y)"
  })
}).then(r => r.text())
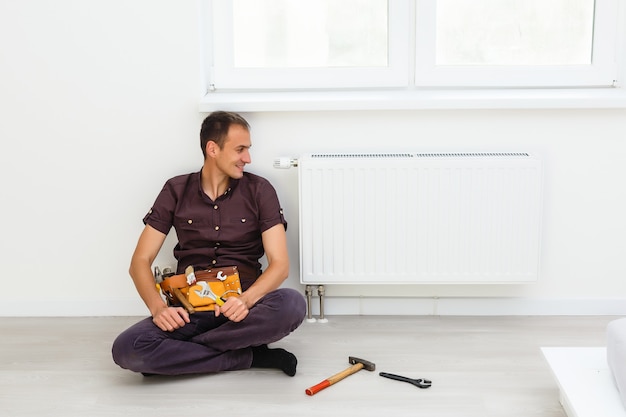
top-left (379, 372), bottom-right (431, 388)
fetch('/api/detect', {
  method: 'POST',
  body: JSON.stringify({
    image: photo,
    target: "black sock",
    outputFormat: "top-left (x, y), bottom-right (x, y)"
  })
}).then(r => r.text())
top-left (251, 344), bottom-right (298, 377)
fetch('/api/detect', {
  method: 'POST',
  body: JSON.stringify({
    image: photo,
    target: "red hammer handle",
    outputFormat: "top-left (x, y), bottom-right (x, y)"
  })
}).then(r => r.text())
top-left (305, 363), bottom-right (364, 396)
top-left (305, 380), bottom-right (330, 396)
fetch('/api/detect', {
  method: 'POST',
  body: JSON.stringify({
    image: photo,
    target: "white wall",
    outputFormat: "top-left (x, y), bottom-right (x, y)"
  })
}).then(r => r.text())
top-left (1, 1), bottom-right (625, 316)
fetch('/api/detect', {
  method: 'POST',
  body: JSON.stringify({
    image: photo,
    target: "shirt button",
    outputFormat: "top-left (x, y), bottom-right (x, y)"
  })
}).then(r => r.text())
top-left (214, 226), bottom-right (220, 231)
top-left (188, 219), bottom-right (193, 224)
top-left (214, 205), bottom-right (218, 210)
top-left (241, 218), bottom-right (246, 223)
top-left (211, 260), bottom-right (217, 265)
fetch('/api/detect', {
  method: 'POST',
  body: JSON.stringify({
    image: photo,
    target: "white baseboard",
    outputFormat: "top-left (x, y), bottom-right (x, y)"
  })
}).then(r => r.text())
top-left (2, 296), bottom-right (626, 317)
top-left (304, 296), bottom-right (626, 317)
top-left (0, 298), bottom-right (149, 317)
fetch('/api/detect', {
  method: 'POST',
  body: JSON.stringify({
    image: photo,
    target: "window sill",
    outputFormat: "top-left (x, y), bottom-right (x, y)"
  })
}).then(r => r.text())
top-left (199, 87), bottom-right (626, 112)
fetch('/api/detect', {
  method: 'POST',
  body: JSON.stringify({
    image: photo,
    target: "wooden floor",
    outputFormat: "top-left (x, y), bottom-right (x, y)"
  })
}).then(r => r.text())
top-left (0, 315), bottom-right (618, 417)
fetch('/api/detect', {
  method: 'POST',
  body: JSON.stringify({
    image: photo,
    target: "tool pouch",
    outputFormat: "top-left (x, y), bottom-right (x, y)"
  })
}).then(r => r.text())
top-left (159, 266), bottom-right (242, 312)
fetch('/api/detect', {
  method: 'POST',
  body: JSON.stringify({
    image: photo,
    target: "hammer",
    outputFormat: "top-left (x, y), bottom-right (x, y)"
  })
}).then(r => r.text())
top-left (305, 356), bottom-right (375, 396)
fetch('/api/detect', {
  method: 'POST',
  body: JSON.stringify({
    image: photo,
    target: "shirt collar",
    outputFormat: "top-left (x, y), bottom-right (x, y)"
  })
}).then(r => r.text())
top-left (195, 169), bottom-right (241, 202)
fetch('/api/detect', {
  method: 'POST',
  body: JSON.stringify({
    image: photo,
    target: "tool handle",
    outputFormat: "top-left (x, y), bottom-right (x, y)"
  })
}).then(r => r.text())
top-left (305, 380), bottom-right (330, 396)
top-left (327, 362), bottom-right (364, 384)
top-left (379, 372), bottom-right (413, 383)
top-left (305, 363), bottom-right (364, 396)
top-left (172, 288), bottom-right (196, 314)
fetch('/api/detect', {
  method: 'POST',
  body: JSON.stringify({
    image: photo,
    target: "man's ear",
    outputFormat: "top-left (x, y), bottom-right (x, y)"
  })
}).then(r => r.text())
top-left (206, 140), bottom-right (218, 157)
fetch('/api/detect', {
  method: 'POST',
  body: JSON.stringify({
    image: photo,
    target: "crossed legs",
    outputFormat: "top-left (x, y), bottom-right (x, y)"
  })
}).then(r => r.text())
top-left (112, 288), bottom-right (306, 376)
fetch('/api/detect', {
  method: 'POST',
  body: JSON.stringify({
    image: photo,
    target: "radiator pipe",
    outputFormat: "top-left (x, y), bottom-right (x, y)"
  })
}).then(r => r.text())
top-left (317, 285), bottom-right (328, 323)
top-left (305, 285), bottom-right (316, 323)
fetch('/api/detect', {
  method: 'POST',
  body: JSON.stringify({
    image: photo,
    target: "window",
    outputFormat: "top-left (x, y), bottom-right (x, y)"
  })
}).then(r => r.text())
top-left (435, 0), bottom-right (594, 66)
top-left (233, 1), bottom-right (388, 68)
top-left (209, 0), bottom-right (409, 89)
top-left (200, 0), bottom-right (626, 110)
top-left (415, 0), bottom-right (619, 87)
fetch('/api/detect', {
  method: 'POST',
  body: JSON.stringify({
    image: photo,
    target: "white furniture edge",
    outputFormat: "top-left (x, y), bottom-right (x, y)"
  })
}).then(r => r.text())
top-left (542, 347), bottom-right (626, 417)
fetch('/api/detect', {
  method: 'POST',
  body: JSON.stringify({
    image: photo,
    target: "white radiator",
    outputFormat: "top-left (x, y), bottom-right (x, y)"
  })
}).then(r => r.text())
top-left (298, 153), bottom-right (542, 285)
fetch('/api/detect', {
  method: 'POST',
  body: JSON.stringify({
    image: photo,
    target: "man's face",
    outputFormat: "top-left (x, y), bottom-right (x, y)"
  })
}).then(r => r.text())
top-left (214, 124), bottom-right (251, 179)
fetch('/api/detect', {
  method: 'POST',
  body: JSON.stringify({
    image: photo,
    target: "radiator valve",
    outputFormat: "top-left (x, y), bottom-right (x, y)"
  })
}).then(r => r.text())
top-left (273, 157), bottom-right (298, 169)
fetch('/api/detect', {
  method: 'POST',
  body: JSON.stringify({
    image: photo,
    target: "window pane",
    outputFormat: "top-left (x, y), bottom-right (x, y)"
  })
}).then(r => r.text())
top-left (435, 0), bottom-right (595, 66)
top-left (232, 0), bottom-right (388, 68)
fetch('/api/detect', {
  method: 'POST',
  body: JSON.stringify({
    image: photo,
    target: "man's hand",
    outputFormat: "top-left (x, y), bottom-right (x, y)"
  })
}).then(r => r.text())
top-left (152, 305), bottom-right (190, 331)
top-left (215, 297), bottom-right (249, 322)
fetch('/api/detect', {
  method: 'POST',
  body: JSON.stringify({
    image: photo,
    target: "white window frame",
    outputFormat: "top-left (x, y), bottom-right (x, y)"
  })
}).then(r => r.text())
top-left (414, 0), bottom-right (620, 88)
top-left (208, 0), bottom-right (410, 90)
top-left (198, 0), bottom-right (626, 111)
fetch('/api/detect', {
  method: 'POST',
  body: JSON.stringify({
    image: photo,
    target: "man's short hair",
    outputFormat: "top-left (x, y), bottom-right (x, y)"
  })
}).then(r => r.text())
top-left (200, 111), bottom-right (250, 157)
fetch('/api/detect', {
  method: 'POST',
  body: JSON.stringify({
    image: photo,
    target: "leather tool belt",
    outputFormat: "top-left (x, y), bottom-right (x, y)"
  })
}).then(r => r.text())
top-left (159, 266), bottom-right (242, 313)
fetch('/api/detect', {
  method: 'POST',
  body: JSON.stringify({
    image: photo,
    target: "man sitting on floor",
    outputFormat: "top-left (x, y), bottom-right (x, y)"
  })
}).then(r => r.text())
top-left (112, 111), bottom-right (306, 376)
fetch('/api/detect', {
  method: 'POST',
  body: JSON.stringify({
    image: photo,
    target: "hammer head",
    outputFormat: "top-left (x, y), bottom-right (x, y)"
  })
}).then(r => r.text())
top-left (349, 356), bottom-right (376, 371)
